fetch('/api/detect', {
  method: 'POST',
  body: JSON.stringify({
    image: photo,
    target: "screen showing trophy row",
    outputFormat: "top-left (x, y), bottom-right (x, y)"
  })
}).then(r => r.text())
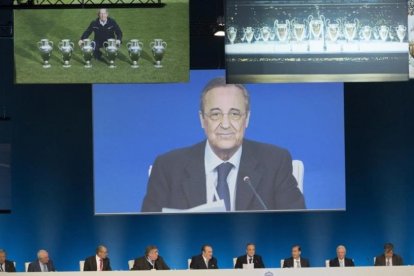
top-left (14, 2), bottom-right (189, 84)
top-left (92, 70), bottom-right (345, 215)
top-left (225, 0), bottom-right (413, 83)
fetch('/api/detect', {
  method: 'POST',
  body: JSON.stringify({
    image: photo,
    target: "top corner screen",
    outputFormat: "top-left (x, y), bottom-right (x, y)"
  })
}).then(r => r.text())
top-left (93, 70), bottom-right (345, 215)
top-left (225, 0), bottom-right (409, 83)
top-left (14, 2), bottom-right (189, 84)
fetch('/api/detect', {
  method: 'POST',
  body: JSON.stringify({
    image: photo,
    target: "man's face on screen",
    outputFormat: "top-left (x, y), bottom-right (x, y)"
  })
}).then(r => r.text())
top-left (99, 9), bottom-right (108, 22)
top-left (200, 85), bottom-right (249, 161)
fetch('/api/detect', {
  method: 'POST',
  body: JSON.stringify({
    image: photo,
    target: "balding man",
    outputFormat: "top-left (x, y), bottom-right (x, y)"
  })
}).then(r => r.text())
top-left (0, 249), bottom-right (16, 272)
top-left (190, 245), bottom-right (218, 269)
top-left (27, 250), bottom-right (56, 272)
top-left (329, 245), bottom-right (355, 267)
top-left (83, 245), bottom-right (112, 271)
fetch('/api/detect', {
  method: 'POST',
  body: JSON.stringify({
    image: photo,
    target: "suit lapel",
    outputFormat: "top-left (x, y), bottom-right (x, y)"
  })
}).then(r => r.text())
top-left (235, 142), bottom-right (264, 210)
top-left (181, 142), bottom-right (207, 208)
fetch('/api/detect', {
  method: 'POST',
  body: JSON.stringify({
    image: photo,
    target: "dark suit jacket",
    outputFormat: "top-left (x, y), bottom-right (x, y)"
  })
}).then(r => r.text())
top-left (329, 257), bottom-right (355, 267)
top-left (234, 254), bottom-right (265, 269)
top-left (83, 256), bottom-right (111, 271)
top-left (131, 256), bottom-right (170, 270)
top-left (27, 260), bottom-right (56, 272)
top-left (141, 139), bottom-right (305, 212)
top-left (1, 260), bottom-right (16, 272)
top-left (283, 257), bottom-right (310, 268)
top-left (190, 254), bottom-right (218, 269)
top-left (374, 254), bottom-right (403, 266)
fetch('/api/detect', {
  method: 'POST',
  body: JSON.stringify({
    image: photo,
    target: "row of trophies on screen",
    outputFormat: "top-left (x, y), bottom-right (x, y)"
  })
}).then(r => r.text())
top-left (227, 18), bottom-right (408, 44)
top-left (37, 38), bottom-right (167, 69)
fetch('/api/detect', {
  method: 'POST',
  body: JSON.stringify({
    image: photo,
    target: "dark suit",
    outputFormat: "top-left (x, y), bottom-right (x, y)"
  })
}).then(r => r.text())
top-left (329, 257), bottom-right (355, 267)
top-left (283, 257), bottom-right (310, 268)
top-left (374, 254), bottom-right (403, 266)
top-left (190, 254), bottom-right (218, 269)
top-left (234, 254), bottom-right (265, 269)
top-left (83, 256), bottom-right (111, 271)
top-left (131, 256), bottom-right (170, 270)
top-left (0, 260), bottom-right (16, 272)
top-left (141, 139), bottom-right (305, 212)
top-left (27, 260), bottom-right (56, 272)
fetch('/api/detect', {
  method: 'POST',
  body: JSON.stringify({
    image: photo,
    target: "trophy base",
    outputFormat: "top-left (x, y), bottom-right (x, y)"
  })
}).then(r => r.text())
top-left (108, 65), bottom-right (117, 69)
top-left (131, 64), bottom-right (139, 68)
top-left (84, 64), bottom-right (92, 68)
top-left (42, 63), bottom-right (51, 68)
top-left (63, 64), bottom-right (71, 68)
top-left (154, 64), bottom-right (163, 68)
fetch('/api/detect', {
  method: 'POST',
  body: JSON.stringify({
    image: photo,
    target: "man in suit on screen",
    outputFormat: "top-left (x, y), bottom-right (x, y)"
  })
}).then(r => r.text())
top-left (329, 245), bottom-right (355, 267)
top-left (141, 77), bottom-right (305, 212)
top-left (374, 243), bottom-right (403, 266)
top-left (283, 245), bottom-right (310, 268)
top-left (234, 243), bottom-right (265, 269)
top-left (27, 250), bottom-right (56, 272)
top-left (131, 245), bottom-right (169, 270)
top-left (0, 249), bottom-right (16, 272)
top-left (83, 245), bottom-right (112, 271)
top-left (190, 245), bottom-right (218, 269)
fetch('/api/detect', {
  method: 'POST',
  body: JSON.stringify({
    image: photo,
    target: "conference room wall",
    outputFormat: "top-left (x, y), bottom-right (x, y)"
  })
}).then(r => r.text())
top-left (0, 39), bottom-right (414, 271)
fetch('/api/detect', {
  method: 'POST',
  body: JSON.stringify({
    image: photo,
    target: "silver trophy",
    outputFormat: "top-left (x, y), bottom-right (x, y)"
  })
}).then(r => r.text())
top-left (293, 22), bottom-right (306, 42)
top-left (344, 19), bottom-right (359, 42)
top-left (242, 27), bottom-right (254, 43)
top-left (396, 25), bottom-right (406, 42)
top-left (359, 25), bottom-right (372, 41)
top-left (37, 39), bottom-right (53, 68)
top-left (379, 25), bottom-right (389, 42)
top-left (150, 39), bottom-right (167, 68)
top-left (260, 26), bottom-right (271, 42)
top-left (126, 39), bottom-right (143, 68)
top-left (80, 39), bottom-right (96, 68)
top-left (227, 27), bottom-right (237, 44)
top-left (103, 39), bottom-right (120, 68)
top-left (58, 39), bottom-right (74, 68)
top-left (274, 19), bottom-right (290, 42)
top-left (327, 23), bottom-right (340, 42)
top-left (308, 15), bottom-right (325, 40)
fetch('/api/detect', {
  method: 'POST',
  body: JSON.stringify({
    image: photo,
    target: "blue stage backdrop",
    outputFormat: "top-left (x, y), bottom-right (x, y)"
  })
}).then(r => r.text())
top-left (93, 70), bottom-right (345, 214)
top-left (0, 38), bottom-right (414, 272)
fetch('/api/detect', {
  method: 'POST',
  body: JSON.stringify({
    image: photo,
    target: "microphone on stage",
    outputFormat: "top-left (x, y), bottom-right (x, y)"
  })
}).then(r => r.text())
top-left (243, 176), bottom-right (268, 210)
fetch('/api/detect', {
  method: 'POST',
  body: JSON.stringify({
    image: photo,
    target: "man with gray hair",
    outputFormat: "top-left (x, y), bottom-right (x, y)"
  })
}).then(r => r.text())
top-left (329, 245), bottom-right (355, 267)
top-left (27, 249), bottom-right (55, 272)
top-left (141, 77), bottom-right (305, 212)
top-left (0, 249), bottom-right (16, 272)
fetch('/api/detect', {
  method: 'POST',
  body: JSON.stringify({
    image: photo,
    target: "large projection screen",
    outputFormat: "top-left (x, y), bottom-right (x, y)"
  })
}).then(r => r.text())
top-left (93, 70), bottom-right (345, 214)
top-left (225, 0), bottom-right (408, 83)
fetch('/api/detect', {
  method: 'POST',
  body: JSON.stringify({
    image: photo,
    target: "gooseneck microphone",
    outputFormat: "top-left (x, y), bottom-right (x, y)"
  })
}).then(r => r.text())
top-left (243, 176), bottom-right (268, 210)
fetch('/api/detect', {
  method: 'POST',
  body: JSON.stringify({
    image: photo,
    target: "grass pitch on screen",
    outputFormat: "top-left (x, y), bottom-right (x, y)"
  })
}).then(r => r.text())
top-left (14, 2), bottom-right (189, 84)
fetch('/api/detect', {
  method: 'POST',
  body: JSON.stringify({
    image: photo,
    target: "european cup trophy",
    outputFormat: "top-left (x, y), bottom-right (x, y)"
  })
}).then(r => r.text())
top-left (396, 25), bottom-right (406, 43)
top-left (227, 27), bottom-right (237, 44)
top-left (80, 39), bottom-right (96, 68)
top-left (58, 39), bottom-right (74, 68)
top-left (37, 39), bottom-right (54, 68)
top-left (274, 19), bottom-right (290, 42)
top-left (127, 39), bottom-right (143, 68)
top-left (103, 38), bottom-right (120, 68)
top-left (379, 25), bottom-right (389, 42)
top-left (150, 39), bottom-right (167, 68)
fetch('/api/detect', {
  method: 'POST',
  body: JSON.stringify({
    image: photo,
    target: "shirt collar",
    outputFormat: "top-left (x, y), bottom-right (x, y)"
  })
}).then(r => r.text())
top-left (205, 141), bottom-right (242, 173)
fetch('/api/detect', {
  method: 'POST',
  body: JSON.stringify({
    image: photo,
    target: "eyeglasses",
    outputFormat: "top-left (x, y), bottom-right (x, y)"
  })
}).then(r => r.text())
top-left (204, 110), bottom-right (245, 121)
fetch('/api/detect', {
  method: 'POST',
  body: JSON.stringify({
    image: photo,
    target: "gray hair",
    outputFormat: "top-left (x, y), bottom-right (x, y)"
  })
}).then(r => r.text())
top-left (37, 249), bottom-right (48, 259)
top-left (199, 77), bottom-right (250, 115)
top-left (336, 245), bottom-right (346, 252)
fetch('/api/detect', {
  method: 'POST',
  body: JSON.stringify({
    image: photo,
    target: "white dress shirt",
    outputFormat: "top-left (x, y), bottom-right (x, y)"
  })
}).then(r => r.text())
top-left (294, 258), bottom-right (301, 268)
top-left (204, 141), bottom-right (242, 211)
top-left (339, 258), bottom-right (345, 267)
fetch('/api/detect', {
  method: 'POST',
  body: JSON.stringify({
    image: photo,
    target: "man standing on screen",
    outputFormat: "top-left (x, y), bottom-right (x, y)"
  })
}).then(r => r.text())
top-left (78, 9), bottom-right (123, 60)
top-left (141, 77), bottom-right (305, 212)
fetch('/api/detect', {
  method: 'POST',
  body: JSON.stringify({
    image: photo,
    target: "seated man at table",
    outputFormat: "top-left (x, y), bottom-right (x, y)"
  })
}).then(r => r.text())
top-left (374, 243), bottom-right (403, 266)
top-left (131, 245), bottom-right (170, 270)
top-left (234, 243), bottom-right (265, 269)
top-left (283, 245), bottom-right (310, 268)
top-left (83, 245), bottom-right (112, 271)
top-left (0, 249), bottom-right (16, 272)
top-left (28, 250), bottom-right (56, 272)
top-left (190, 245), bottom-right (218, 269)
top-left (329, 245), bottom-right (355, 267)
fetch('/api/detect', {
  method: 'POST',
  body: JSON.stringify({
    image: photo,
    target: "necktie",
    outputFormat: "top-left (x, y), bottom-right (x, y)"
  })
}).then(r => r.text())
top-left (216, 162), bottom-right (233, 211)
top-left (386, 259), bottom-right (390, 266)
top-left (0, 264), bottom-right (3, 271)
top-left (99, 259), bottom-right (103, 271)
top-left (43, 264), bottom-right (48, 272)
top-left (249, 257), bottom-right (253, 264)
top-left (296, 260), bottom-right (301, 268)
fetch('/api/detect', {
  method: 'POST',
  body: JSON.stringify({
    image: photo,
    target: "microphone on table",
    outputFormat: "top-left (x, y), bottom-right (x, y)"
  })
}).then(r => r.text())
top-left (243, 176), bottom-right (268, 210)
